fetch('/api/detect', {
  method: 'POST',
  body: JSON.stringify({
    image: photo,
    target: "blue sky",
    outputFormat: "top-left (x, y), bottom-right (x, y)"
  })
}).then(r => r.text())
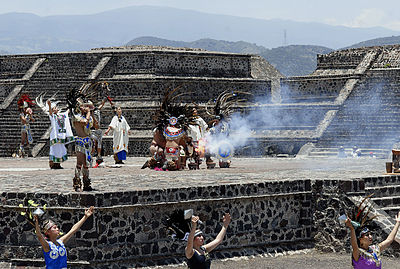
top-left (2, 0), bottom-right (400, 31)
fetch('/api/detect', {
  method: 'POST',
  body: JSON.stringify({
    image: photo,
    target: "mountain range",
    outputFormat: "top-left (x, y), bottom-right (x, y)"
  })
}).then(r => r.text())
top-left (1, 6), bottom-right (400, 76)
top-left (0, 5), bottom-right (399, 55)
top-left (127, 36), bottom-right (333, 76)
top-left (343, 35), bottom-right (400, 49)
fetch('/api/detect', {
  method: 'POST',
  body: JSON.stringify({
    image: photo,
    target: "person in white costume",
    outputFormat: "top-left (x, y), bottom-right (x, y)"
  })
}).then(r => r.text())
top-left (187, 108), bottom-right (208, 147)
top-left (105, 106), bottom-right (131, 164)
top-left (47, 100), bottom-right (74, 169)
top-left (186, 107), bottom-right (208, 168)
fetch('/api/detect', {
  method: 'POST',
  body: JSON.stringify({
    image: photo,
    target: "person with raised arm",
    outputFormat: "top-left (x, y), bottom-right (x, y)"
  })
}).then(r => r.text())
top-left (185, 213), bottom-right (231, 269)
top-left (346, 211), bottom-right (400, 268)
top-left (34, 206), bottom-right (94, 269)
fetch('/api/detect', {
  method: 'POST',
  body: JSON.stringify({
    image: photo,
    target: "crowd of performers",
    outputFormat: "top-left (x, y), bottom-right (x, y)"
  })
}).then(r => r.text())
top-left (14, 86), bottom-right (400, 269)
top-left (15, 84), bottom-right (244, 193)
top-left (141, 87), bottom-right (241, 171)
top-left (16, 82), bottom-right (125, 192)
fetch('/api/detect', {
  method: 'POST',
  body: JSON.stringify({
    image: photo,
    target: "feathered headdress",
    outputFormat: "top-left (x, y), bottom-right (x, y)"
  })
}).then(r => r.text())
top-left (348, 194), bottom-right (378, 235)
top-left (154, 86), bottom-right (194, 131)
top-left (205, 90), bottom-right (251, 124)
top-left (67, 81), bottom-right (110, 113)
top-left (17, 94), bottom-right (35, 110)
top-left (164, 209), bottom-right (192, 241)
top-left (35, 92), bottom-right (63, 115)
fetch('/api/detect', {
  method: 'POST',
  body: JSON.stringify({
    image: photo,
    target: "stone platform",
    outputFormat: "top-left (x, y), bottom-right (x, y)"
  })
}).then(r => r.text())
top-left (0, 156), bottom-right (387, 193)
top-left (0, 156), bottom-right (395, 268)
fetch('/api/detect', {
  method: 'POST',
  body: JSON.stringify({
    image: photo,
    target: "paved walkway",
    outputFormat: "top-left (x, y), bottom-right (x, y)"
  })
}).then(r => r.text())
top-left (0, 156), bottom-right (389, 193)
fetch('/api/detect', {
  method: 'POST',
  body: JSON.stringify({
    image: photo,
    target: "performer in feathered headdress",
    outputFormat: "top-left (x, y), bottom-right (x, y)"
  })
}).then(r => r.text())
top-left (90, 82), bottom-right (114, 168)
top-left (142, 86), bottom-right (195, 171)
top-left (67, 83), bottom-right (101, 191)
top-left (17, 94), bottom-right (35, 157)
top-left (36, 92), bottom-right (74, 169)
top-left (204, 90), bottom-right (250, 168)
top-left (345, 194), bottom-right (400, 268)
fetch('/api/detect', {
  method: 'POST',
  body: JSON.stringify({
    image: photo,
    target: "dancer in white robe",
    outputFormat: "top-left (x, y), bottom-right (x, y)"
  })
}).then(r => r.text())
top-left (105, 107), bottom-right (131, 164)
top-left (47, 100), bottom-right (74, 168)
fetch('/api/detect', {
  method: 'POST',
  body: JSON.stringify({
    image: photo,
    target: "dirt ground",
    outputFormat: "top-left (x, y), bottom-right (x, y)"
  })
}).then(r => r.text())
top-left (143, 250), bottom-right (400, 269)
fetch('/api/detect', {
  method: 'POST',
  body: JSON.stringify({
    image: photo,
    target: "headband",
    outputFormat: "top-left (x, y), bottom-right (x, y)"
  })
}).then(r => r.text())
top-left (194, 230), bottom-right (203, 237)
top-left (358, 227), bottom-right (370, 238)
top-left (42, 220), bottom-right (56, 234)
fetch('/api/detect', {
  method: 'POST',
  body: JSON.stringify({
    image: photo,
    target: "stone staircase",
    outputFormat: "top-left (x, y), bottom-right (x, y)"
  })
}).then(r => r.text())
top-left (313, 75), bottom-right (400, 153)
top-left (364, 175), bottom-right (400, 217)
top-left (308, 147), bottom-right (390, 159)
top-left (0, 53), bottom-right (103, 157)
top-left (306, 48), bottom-right (400, 157)
top-left (0, 47), bottom-right (275, 157)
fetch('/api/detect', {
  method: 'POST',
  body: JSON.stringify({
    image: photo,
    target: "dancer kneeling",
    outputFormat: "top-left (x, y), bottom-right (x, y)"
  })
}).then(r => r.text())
top-left (34, 206), bottom-right (94, 268)
top-left (185, 213), bottom-right (231, 268)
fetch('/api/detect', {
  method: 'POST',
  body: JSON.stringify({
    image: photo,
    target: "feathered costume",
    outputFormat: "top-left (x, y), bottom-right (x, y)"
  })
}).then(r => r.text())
top-left (165, 209), bottom-right (192, 241)
top-left (154, 86), bottom-right (194, 135)
top-left (143, 86), bottom-right (196, 170)
top-left (17, 94), bottom-right (35, 157)
top-left (67, 81), bottom-right (109, 191)
top-left (36, 93), bottom-right (74, 166)
top-left (348, 194), bottom-right (382, 268)
top-left (204, 90), bottom-right (251, 167)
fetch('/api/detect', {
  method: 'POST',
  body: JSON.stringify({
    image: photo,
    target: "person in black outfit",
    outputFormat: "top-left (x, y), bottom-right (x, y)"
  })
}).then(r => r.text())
top-left (185, 213), bottom-right (231, 269)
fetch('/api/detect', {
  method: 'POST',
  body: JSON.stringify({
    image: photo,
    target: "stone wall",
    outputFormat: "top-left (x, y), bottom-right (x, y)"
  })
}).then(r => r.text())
top-left (312, 179), bottom-right (364, 252)
top-left (316, 49), bottom-right (368, 70)
top-left (0, 180), bottom-right (313, 268)
top-left (0, 56), bottom-right (38, 79)
top-left (3, 176), bottom-right (397, 267)
top-left (371, 46), bottom-right (400, 69)
top-left (99, 50), bottom-right (252, 79)
top-left (102, 78), bottom-right (270, 103)
top-left (0, 83), bottom-right (16, 103)
top-left (280, 77), bottom-right (347, 103)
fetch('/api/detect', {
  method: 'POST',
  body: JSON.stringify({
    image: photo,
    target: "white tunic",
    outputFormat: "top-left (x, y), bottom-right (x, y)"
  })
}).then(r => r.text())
top-left (49, 111), bottom-right (74, 162)
top-left (109, 115), bottom-right (130, 154)
top-left (187, 117), bottom-right (208, 142)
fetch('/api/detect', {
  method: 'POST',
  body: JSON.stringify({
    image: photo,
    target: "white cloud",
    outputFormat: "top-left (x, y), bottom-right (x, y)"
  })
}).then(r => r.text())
top-left (345, 8), bottom-right (386, 28)
top-left (384, 21), bottom-right (400, 31)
